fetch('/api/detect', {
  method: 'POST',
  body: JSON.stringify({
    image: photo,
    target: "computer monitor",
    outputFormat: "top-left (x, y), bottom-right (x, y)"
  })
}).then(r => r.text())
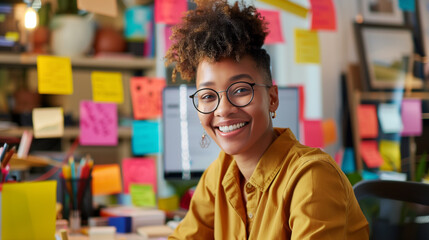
top-left (162, 85), bottom-right (300, 180)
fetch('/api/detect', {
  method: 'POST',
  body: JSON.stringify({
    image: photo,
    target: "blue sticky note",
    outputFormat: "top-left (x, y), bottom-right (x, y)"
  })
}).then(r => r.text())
top-left (108, 216), bottom-right (132, 233)
top-left (118, 194), bottom-right (132, 206)
top-left (132, 120), bottom-right (161, 155)
top-left (362, 170), bottom-right (379, 180)
top-left (399, 0), bottom-right (415, 12)
top-left (341, 147), bottom-right (356, 174)
top-left (124, 6), bottom-right (153, 40)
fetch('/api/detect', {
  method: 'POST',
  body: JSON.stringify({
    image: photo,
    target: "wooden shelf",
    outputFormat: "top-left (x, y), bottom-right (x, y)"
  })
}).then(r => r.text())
top-left (360, 91), bottom-right (429, 101)
top-left (0, 126), bottom-right (132, 138)
top-left (0, 53), bottom-right (156, 70)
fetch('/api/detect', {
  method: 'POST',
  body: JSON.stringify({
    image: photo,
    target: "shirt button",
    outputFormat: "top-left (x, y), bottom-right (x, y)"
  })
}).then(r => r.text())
top-left (246, 183), bottom-right (252, 188)
top-left (248, 213), bottom-right (253, 219)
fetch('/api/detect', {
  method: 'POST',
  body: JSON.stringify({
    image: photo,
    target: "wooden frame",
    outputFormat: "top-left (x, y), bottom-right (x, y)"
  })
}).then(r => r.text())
top-left (354, 22), bottom-right (424, 91)
top-left (360, 0), bottom-right (404, 24)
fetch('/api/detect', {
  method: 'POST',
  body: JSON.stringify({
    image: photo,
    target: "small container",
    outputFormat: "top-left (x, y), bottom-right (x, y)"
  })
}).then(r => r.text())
top-left (69, 210), bottom-right (81, 233)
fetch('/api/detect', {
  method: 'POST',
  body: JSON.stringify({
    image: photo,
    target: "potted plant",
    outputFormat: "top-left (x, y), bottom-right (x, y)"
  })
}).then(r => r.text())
top-left (50, 0), bottom-right (95, 57)
top-left (32, 2), bottom-right (51, 54)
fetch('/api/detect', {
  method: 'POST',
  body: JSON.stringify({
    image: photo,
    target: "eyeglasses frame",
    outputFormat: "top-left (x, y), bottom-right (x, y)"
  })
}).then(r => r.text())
top-left (189, 81), bottom-right (272, 114)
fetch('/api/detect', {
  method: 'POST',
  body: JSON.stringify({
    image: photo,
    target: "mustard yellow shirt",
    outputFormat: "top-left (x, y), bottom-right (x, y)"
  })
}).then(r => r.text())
top-left (169, 128), bottom-right (369, 239)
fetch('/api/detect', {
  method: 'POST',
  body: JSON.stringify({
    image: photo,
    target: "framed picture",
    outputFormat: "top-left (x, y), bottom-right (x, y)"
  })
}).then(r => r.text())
top-left (417, 0), bottom-right (429, 56)
top-left (360, 0), bottom-right (404, 24)
top-left (354, 23), bottom-right (424, 91)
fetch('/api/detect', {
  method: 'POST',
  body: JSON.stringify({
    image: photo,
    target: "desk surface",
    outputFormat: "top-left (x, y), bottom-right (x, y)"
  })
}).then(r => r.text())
top-left (68, 233), bottom-right (165, 240)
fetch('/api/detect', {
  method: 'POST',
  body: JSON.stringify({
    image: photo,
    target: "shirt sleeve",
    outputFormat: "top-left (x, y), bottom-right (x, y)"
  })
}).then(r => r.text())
top-left (168, 169), bottom-right (215, 240)
top-left (288, 157), bottom-right (367, 240)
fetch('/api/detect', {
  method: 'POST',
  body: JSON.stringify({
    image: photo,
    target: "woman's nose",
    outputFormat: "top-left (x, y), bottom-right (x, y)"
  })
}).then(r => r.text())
top-left (214, 92), bottom-right (238, 117)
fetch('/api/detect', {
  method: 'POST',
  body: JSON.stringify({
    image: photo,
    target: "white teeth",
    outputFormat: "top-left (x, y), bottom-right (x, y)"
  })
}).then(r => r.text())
top-left (218, 122), bottom-right (246, 133)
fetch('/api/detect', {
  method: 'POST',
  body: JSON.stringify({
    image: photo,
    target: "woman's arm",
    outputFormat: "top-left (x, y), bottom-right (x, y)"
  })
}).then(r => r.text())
top-left (288, 158), bottom-right (369, 240)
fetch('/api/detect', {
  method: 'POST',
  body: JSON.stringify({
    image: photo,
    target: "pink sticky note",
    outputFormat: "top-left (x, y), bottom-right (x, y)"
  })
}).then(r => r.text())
top-left (164, 25), bottom-right (173, 52)
top-left (130, 77), bottom-right (166, 120)
top-left (334, 148), bottom-right (344, 167)
top-left (303, 120), bottom-right (324, 148)
top-left (360, 140), bottom-right (384, 168)
top-left (309, 0), bottom-right (336, 31)
top-left (358, 104), bottom-right (378, 139)
top-left (258, 9), bottom-right (285, 44)
top-left (80, 101), bottom-right (118, 146)
top-left (155, 0), bottom-right (187, 24)
top-left (122, 158), bottom-right (157, 194)
top-left (401, 99), bottom-right (422, 136)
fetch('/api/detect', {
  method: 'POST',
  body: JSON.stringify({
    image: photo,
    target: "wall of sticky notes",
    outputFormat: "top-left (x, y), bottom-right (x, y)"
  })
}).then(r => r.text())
top-left (348, 98), bottom-right (424, 178)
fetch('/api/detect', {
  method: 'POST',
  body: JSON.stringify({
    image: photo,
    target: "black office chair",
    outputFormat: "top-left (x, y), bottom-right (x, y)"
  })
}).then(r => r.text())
top-left (353, 180), bottom-right (429, 240)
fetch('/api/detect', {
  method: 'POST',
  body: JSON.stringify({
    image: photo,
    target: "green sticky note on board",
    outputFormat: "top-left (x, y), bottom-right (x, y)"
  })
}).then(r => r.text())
top-left (2, 180), bottom-right (57, 240)
top-left (130, 184), bottom-right (156, 207)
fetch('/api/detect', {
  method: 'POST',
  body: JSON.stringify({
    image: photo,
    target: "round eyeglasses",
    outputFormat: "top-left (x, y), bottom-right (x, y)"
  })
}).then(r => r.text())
top-left (189, 81), bottom-right (271, 114)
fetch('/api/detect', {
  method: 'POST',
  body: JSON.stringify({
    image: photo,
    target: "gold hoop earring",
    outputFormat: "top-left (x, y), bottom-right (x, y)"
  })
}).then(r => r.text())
top-left (200, 131), bottom-right (211, 148)
top-left (270, 111), bottom-right (276, 119)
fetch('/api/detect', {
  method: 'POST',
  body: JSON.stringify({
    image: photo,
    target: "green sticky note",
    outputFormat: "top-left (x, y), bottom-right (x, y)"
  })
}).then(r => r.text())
top-left (2, 180), bottom-right (57, 240)
top-left (130, 184), bottom-right (156, 207)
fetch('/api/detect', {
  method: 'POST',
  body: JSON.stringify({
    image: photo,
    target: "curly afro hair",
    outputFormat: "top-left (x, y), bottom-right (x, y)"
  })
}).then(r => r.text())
top-left (165, 0), bottom-right (272, 83)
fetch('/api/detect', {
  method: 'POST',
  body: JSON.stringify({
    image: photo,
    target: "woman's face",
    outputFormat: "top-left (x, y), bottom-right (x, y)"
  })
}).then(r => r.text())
top-left (195, 55), bottom-right (278, 156)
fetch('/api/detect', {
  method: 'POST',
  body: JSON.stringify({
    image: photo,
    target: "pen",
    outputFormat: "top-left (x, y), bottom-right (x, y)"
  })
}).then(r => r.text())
top-left (60, 229), bottom-right (69, 240)
top-left (2, 146), bottom-right (16, 169)
top-left (0, 143), bottom-right (8, 162)
top-left (2, 165), bottom-right (9, 183)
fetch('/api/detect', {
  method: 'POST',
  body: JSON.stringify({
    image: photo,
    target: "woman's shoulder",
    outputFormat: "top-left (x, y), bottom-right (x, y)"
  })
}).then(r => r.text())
top-left (200, 151), bottom-right (235, 190)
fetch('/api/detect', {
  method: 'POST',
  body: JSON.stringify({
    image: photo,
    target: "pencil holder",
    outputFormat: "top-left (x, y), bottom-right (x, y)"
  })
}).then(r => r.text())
top-left (60, 177), bottom-right (93, 226)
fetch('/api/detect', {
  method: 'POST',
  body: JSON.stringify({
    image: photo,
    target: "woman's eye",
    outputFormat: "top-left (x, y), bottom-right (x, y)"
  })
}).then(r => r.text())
top-left (200, 93), bottom-right (216, 101)
top-left (233, 87), bottom-right (251, 95)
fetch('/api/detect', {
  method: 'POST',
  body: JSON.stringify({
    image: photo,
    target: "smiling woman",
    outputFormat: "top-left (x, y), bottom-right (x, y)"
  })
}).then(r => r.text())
top-left (165, 0), bottom-right (369, 239)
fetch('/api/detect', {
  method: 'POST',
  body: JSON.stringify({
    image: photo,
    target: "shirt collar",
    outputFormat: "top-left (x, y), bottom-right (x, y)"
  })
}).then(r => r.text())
top-left (248, 128), bottom-right (297, 192)
top-left (221, 128), bottom-right (298, 192)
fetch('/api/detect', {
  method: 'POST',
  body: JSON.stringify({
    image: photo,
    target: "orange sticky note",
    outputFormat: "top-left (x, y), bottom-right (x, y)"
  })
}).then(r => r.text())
top-left (309, 0), bottom-right (336, 31)
top-left (92, 164), bottom-right (122, 195)
top-left (322, 118), bottom-right (337, 146)
top-left (130, 77), bottom-right (166, 119)
top-left (358, 104), bottom-right (378, 139)
top-left (77, 0), bottom-right (117, 17)
top-left (360, 140), bottom-right (384, 168)
top-left (37, 55), bottom-right (73, 95)
top-left (258, 9), bottom-right (285, 44)
top-left (122, 158), bottom-right (157, 194)
top-left (302, 120), bottom-right (324, 148)
top-left (155, 0), bottom-right (187, 24)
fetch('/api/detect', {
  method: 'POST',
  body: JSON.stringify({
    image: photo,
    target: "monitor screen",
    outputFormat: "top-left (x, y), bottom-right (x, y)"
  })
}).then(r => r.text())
top-left (162, 85), bottom-right (300, 180)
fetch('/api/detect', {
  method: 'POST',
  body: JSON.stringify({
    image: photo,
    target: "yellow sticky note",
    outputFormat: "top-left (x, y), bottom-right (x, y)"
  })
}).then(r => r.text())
top-left (294, 29), bottom-right (320, 64)
top-left (379, 140), bottom-right (401, 172)
top-left (5, 32), bottom-right (19, 42)
top-left (91, 71), bottom-right (124, 103)
top-left (92, 164), bottom-right (123, 195)
top-left (2, 180), bottom-right (57, 240)
top-left (37, 55), bottom-right (73, 95)
top-left (32, 107), bottom-right (64, 139)
top-left (259, 0), bottom-right (308, 18)
top-left (130, 184), bottom-right (156, 207)
top-left (158, 195), bottom-right (179, 211)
